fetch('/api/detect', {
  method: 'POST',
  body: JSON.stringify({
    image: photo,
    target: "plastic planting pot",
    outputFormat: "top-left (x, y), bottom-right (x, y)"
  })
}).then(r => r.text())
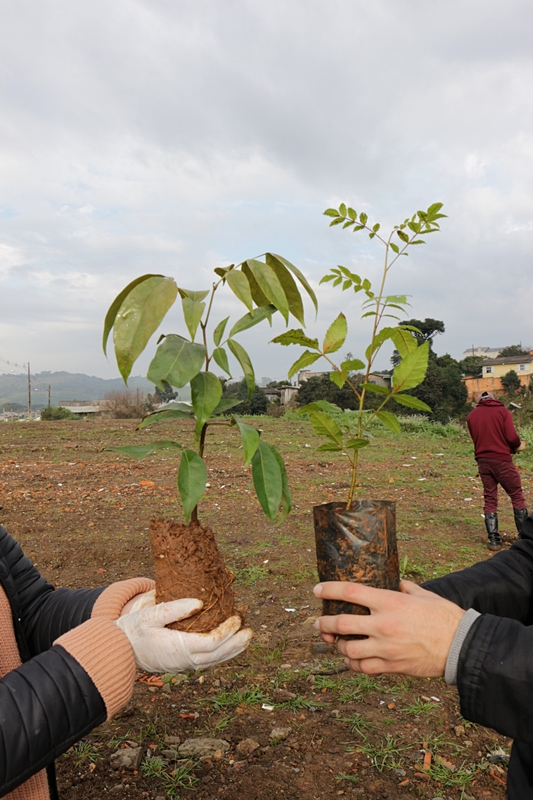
top-left (314, 500), bottom-right (399, 636)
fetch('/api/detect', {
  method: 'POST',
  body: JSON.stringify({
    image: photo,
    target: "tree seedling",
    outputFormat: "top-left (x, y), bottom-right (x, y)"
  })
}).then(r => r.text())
top-left (272, 202), bottom-right (446, 508)
top-left (103, 254), bottom-right (316, 524)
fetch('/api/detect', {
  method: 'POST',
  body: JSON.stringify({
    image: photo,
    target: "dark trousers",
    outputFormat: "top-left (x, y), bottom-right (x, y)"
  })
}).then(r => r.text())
top-left (477, 458), bottom-right (526, 514)
top-left (508, 741), bottom-right (533, 798)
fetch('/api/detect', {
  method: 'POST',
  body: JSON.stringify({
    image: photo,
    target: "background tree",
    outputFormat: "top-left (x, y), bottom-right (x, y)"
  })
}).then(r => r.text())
top-left (390, 319), bottom-right (467, 422)
top-left (501, 369), bottom-right (522, 396)
top-left (499, 345), bottom-right (530, 358)
top-left (222, 378), bottom-right (268, 415)
top-left (295, 373), bottom-right (362, 409)
top-left (459, 355), bottom-right (484, 377)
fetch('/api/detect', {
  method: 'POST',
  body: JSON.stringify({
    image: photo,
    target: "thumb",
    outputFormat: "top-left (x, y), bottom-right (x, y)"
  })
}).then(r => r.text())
top-left (140, 598), bottom-right (203, 627)
top-left (399, 579), bottom-right (426, 596)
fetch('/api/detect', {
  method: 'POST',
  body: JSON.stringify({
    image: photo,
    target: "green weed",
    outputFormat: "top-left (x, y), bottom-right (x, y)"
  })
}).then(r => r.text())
top-left (73, 740), bottom-right (98, 766)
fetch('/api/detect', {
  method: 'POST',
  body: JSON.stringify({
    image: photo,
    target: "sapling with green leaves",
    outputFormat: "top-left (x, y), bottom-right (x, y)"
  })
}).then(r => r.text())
top-left (103, 254), bottom-right (317, 525)
top-left (272, 202), bottom-right (446, 509)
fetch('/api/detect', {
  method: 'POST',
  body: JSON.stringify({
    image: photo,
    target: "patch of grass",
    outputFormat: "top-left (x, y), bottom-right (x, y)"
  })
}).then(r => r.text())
top-left (162, 763), bottom-right (199, 799)
top-left (403, 698), bottom-right (437, 716)
top-left (209, 686), bottom-right (271, 710)
top-left (141, 754), bottom-right (166, 777)
top-left (340, 712), bottom-right (373, 737)
top-left (72, 740), bottom-right (98, 766)
top-left (357, 735), bottom-right (411, 772)
top-left (234, 566), bottom-right (267, 586)
top-left (336, 771), bottom-right (359, 784)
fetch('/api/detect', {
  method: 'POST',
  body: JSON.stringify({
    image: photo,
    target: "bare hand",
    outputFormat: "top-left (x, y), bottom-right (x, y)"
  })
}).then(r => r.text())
top-left (313, 580), bottom-right (465, 678)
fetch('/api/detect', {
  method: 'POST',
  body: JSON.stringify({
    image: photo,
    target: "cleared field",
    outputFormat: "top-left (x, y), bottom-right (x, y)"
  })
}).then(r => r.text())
top-left (2, 415), bottom-right (529, 799)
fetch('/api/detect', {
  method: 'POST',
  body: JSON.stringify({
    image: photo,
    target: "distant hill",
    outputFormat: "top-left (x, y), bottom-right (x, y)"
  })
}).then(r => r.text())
top-left (0, 371), bottom-right (174, 409)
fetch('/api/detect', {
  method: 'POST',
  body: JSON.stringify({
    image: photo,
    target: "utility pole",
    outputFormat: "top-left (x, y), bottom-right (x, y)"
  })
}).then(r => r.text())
top-left (27, 363), bottom-right (31, 421)
top-left (48, 384), bottom-right (51, 407)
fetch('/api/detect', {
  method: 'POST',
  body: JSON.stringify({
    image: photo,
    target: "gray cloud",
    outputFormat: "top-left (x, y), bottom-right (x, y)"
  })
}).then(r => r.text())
top-left (1, 0), bottom-right (533, 380)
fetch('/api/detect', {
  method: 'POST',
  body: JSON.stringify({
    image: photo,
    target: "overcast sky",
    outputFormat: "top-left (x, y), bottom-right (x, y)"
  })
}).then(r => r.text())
top-left (1, 0), bottom-right (532, 385)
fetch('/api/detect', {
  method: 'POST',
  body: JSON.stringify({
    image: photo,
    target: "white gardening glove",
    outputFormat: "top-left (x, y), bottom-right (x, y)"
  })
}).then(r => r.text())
top-left (116, 598), bottom-right (253, 673)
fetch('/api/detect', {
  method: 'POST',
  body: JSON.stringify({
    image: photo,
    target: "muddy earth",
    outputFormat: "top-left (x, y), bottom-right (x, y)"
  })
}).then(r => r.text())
top-left (1, 416), bottom-right (526, 799)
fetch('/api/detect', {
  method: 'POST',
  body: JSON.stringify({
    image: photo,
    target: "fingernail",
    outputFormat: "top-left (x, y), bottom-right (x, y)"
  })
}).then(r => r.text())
top-left (344, 657), bottom-right (350, 666)
top-left (313, 583), bottom-right (323, 596)
top-left (314, 618), bottom-right (321, 630)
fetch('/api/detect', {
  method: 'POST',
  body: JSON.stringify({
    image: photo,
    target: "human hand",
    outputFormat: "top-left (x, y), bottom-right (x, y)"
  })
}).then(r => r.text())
top-left (116, 598), bottom-right (253, 673)
top-left (518, 440), bottom-right (527, 452)
top-left (313, 580), bottom-right (465, 678)
top-left (120, 589), bottom-right (156, 616)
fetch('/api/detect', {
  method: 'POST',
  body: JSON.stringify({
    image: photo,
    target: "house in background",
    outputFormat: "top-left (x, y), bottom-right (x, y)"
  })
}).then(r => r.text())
top-left (462, 346), bottom-right (503, 359)
top-left (462, 353), bottom-right (533, 401)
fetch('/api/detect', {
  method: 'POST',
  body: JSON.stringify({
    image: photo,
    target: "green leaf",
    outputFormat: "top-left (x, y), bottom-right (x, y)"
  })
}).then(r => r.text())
top-left (323, 208), bottom-right (339, 217)
top-left (397, 230), bottom-right (409, 243)
top-left (177, 449), bottom-right (207, 523)
top-left (112, 276), bottom-right (178, 382)
top-left (329, 217), bottom-right (345, 227)
top-left (392, 394), bottom-right (432, 412)
top-left (392, 342), bottom-right (429, 392)
top-left (138, 408), bottom-right (193, 429)
top-left (308, 411), bottom-right (344, 447)
top-left (226, 269), bottom-right (254, 313)
top-left (178, 288), bottom-right (210, 302)
top-left (110, 440), bottom-right (183, 458)
top-left (345, 438), bottom-right (370, 450)
top-left (212, 347), bottom-right (232, 376)
top-left (391, 327), bottom-right (418, 359)
top-left (103, 274), bottom-right (164, 357)
top-left (271, 253), bottom-right (318, 315)
top-left (390, 242), bottom-right (399, 254)
top-left (251, 440), bottom-right (283, 522)
top-left (245, 259), bottom-right (289, 323)
top-left (375, 411), bottom-right (401, 434)
top-left (266, 254), bottom-right (305, 324)
top-left (362, 382), bottom-right (389, 394)
top-left (341, 358), bottom-right (365, 373)
top-left (181, 296), bottom-right (206, 342)
top-left (147, 335), bottom-right (206, 389)
top-left (329, 371), bottom-right (345, 388)
top-left (339, 203), bottom-right (347, 217)
top-left (211, 397), bottom-right (243, 415)
top-left (227, 339), bottom-right (255, 397)
top-left (229, 304), bottom-right (276, 337)
top-left (213, 317), bottom-right (229, 346)
top-left (271, 446), bottom-right (292, 523)
top-left (365, 326), bottom-right (396, 361)
top-left (233, 415), bottom-right (260, 467)
top-left (191, 372), bottom-right (223, 440)
top-left (241, 262), bottom-right (270, 307)
top-left (316, 442), bottom-right (343, 452)
top-left (297, 399), bottom-right (341, 415)
top-left (323, 313), bottom-right (348, 354)
top-left (359, 212), bottom-right (368, 225)
top-left (287, 350), bottom-right (322, 380)
top-left (347, 207), bottom-right (357, 220)
top-left (271, 329), bottom-right (319, 349)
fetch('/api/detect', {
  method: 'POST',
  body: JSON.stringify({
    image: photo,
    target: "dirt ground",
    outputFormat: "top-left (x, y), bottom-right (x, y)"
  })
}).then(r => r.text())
top-left (1, 415), bottom-right (527, 799)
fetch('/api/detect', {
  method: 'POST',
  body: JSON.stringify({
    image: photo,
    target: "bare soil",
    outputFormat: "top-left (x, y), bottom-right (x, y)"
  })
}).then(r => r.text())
top-left (150, 518), bottom-right (238, 633)
top-left (0, 416), bottom-right (524, 799)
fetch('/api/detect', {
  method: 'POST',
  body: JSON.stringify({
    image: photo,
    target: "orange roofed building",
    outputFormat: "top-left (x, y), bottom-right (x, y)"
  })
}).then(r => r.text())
top-left (463, 353), bottom-right (533, 401)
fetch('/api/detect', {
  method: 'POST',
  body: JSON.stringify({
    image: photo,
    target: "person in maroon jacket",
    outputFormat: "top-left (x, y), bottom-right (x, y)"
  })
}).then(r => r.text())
top-left (467, 391), bottom-right (528, 550)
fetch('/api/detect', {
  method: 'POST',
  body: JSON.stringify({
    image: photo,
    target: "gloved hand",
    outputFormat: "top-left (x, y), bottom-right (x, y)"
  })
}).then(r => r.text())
top-left (116, 598), bottom-right (252, 673)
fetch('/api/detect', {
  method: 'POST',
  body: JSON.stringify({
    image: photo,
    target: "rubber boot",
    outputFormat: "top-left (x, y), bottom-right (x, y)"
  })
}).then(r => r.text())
top-left (514, 508), bottom-right (529, 539)
top-left (484, 512), bottom-right (502, 551)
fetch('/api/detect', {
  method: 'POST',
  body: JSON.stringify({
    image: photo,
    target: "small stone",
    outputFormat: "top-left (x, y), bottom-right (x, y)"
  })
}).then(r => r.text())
top-left (162, 749), bottom-right (181, 759)
top-left (155, 796), bottom-right (166, 800)
top-left (272, 689), bottom-right (296, 702)
top-left (173, 673), bottom-right (189, 684)
top-left (165, 735), bottom-right (181, 746)
top-left (109, 747), bottom-right (143, 770)
top-left (178, 738), bottom-right (230, 759)
top-left (232, 760), bottom-right (247, 770)
top-left (279, 664), bottom-right (292, 670)
top-left (463, 739), bottom-right (473, 747)
top-left (213, 679), bottom-right (220, 687)
top-left (329, 710), bottom-right (341, 719)
top-left (110, 784), bottom-right (124, 793)
top-left (454, 725), bottom-right (465, 737)
top-left (311, 642), bottom-right (333, 655)
top-left (236, 738), bottom-right (261, 755)
top-left (270, 727), bottom-right (291, 743)
top-left (393, 768), bottom-right (406, 777)
top-left (162, 684), bottom-right (171, 694)
top-left (212, 749), bottom-right (225, 761)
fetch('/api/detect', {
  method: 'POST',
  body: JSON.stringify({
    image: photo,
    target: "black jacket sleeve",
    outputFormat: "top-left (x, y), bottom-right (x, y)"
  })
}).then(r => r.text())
top-left (455, 614), bottom-right (533, 742)
top-left (0, 526), bottom-right (105, 655)
top-left (422, 520), bottom-right (533, 624)
top-left (0, 646), bottom-right (106, 797)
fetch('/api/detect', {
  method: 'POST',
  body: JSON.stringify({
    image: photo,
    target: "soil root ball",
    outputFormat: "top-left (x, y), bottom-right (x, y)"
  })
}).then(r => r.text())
top-left (149, 518), bottom-right (240, 633)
